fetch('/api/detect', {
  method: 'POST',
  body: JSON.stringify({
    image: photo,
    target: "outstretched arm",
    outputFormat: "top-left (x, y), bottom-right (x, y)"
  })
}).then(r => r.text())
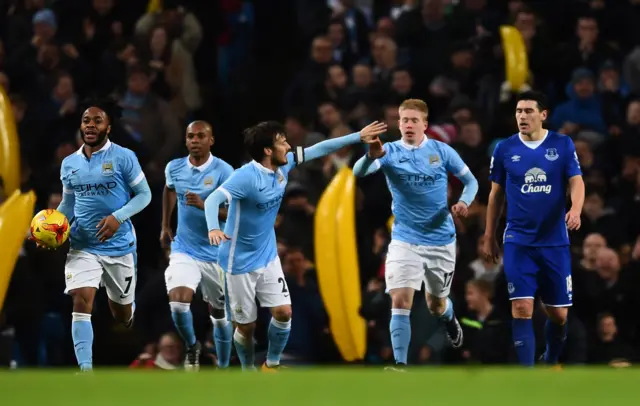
top-left (285, 121), bottom-right (388, 171)
top-left (112, 179), bottom-right (152, 223)
top-left (288, 132), bottom-right (361, 167)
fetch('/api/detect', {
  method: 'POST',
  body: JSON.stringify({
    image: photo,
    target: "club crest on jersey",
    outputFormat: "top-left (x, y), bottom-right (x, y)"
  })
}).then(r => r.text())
top-left (276, 171), bottom-right (285, 184)
top-left (428, 154), bottom-right (441, 167)
top-left (101, 161), bottom-right (114, 176)
top-left (203, 176), bottom-right (214, 188)
top-left (545, 148), bottom-right (559, 161)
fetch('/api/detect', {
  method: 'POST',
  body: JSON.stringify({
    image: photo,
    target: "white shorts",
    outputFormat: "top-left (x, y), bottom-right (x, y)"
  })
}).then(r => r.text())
top-left (385, 240), bottom-right (456, 297)
top-left (164, 252), bottom-right (226, 309)
top-left (64, 249), bottom-right (136, 305)
top-left (226, 256), bottom-right (291, 324)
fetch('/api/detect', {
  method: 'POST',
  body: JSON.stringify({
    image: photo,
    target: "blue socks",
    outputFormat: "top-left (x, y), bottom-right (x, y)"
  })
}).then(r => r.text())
top-left (266, 318), bottom-right (291, 367)
top-left (170, 302), bottom-right (196, 348)
top-left (544, 319), bottom-right (567, 364)
top-left (72, 312), bottom-right (93, 371)
top-left (512, 318), bottom-right (535, 367)
top-left (212, 317), bottom-right (233, 368)
top-left (233, 329), bottom-right (255, 370)
top-left (390, 309), bottom-right (411, 365)
top-left (439, 298), bottom-right (454, 322)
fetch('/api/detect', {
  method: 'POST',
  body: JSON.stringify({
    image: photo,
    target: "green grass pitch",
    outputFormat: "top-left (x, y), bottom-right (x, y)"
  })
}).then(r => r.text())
top-left (1, 367), bottom-right (638, 405)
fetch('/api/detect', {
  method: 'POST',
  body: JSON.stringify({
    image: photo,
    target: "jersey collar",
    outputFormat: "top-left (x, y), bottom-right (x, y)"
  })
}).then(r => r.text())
top-left (76, 140), bottom-right (112, 156)
top-left (250, 160), bottom-right (275, 174)
top-left (518, 129), bottom-right (549, 149)
top-left (400, 134), bottom-right (428, 150)
top-left (187, 153), bottom-right (214, 172)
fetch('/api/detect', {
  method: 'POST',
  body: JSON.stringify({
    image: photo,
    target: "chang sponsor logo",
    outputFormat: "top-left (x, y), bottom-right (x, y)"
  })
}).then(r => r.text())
top-left (521, 167), bottom-right (551, 194)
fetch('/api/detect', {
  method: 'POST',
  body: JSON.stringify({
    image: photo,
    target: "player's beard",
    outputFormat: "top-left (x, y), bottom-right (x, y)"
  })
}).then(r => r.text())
top-left (82, 130), bottom-right (108, 147)
top-left (272, 152), bottom-right (287, 167)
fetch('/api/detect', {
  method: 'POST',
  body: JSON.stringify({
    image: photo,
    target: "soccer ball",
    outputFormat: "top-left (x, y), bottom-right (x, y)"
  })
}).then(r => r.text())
top-left (30, 209), bottom-right (70, 249)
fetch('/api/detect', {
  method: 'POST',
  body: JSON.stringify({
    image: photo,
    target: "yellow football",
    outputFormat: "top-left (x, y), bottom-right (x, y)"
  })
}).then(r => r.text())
top-left (30, 209), bottom-right (70, 249)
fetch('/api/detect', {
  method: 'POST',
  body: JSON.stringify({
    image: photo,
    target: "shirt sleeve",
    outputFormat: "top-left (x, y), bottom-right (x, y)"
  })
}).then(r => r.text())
top-left (488, 141), bottom-right (506, 186)
top-left (121, 150), bottom-right (146, 188)
top-left (218, 161), bottom-right (234, 186)
top-left (218, 166), bottom-right (252, 202)
top-left (165, 161), bottom-right (175, 189)
top-left (282, 132), bottom-right (362, 174)
top-left (443, 144), bottom-right (469, 176)
top-left (60, 164), bottom-right (74, 195)
top-left (375, 142), bottom-right (391, 169)
top-left (58, 164), bottom-right (76, 220)
top-left (564, 137), bottom-right (583, 178)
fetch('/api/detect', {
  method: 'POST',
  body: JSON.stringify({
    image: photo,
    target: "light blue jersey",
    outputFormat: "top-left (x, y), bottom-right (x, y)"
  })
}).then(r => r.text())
top-left (213, 155), bottom-right (297, 274)
top-left (205, 132), bottom-right (363, 274)
top-left (165, 154), bottom-right (234, 262)
top-left (59, 141), bottom-right (148, 256)
top-left (354, 136), bottom-right (478, 246)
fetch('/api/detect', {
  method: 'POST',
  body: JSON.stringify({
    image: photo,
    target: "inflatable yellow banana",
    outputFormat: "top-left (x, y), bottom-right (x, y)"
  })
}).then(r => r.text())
top-left (0, 86), bottom-right (20, 194)
top-left (0, 190), bottom-right (36, 311)
top-left (314, 169), bottom-right (358, 360)
top-left (334, 168), bottom-right (366, 359)
top-left (500, 25), bottom-right (529, 92)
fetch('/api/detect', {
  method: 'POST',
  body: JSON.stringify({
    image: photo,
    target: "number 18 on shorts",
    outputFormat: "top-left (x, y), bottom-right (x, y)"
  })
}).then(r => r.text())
top-left (503, 244), bottom-right (573, 307)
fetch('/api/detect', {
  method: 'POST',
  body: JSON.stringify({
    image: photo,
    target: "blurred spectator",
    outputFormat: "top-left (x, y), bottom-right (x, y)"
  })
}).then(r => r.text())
top-left (136, 24), bottom-right (201, 120)
top-left (134, 1), bottom-right (202, 55)
top-left (285, 36), bottom-right (333, 115)
top-left (551, 67), bottom-right (607, 137)
top-left (130, 332), bottom-right (183, 369)
top-left (556, 13), bottom-right (619, 91)
top-left (589, 313), bottom-right (636, 366)
top-left (459, 279), bottom-right (510, 364)
top-left (117, 64), bottom-right (181, 184)
top-left (281, 247), bottom-right (331, 363)
top-left (465, 235), bottom-right (503, 283)
top-left (577, 233), bottom-right (607, 272)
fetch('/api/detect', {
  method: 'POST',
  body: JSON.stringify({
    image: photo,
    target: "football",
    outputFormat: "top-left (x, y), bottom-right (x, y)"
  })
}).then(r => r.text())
top-left (30, 209), bottom-right (70, 249)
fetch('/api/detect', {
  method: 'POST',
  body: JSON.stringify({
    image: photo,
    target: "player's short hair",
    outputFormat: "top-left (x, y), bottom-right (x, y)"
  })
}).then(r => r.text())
top-left (399, 98), bottom-right (429, 118)
top-left (79, 96), bottom-right (122, 125)
top-left (244, 121), bottom-right (286, 162)
top-left (188, 120), bottom-right (213, 136)
top-left (516, 91), bottom-right (548, 112)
